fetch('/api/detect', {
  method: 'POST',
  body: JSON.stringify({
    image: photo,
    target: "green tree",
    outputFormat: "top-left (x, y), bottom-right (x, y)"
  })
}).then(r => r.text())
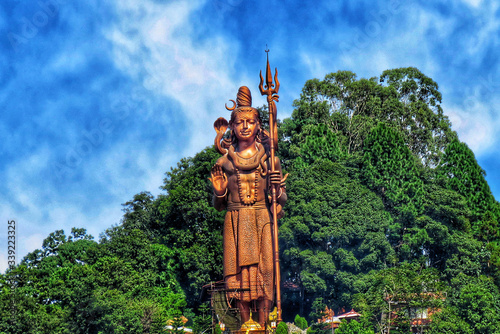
top-left (362, 122), bottom-right (424, 220)
top-left (428, 307), bottom-right (473, 334)
top-left (280, 158), bottom-right (394, 315)
top-left (353, 263), bottom-right (444, 333)
top-left (438, 138), bottom-right (498, 220)
top-left (167, 310), bottom-right (186, 334)
top-left (308, 298), bottom-right (326, 321)
top-left (335, 319), bottom-right (374, 334)
top-left (430, 274), bottom-right (500, 334)
top-left (0, 226), bottom-right (185, 334)
top-left (444, 233), bottom-right (490, 280)
top-left (281, 71), bottom-right (381, 159)
top-left (157, 147), bottom-right (224, 307)
top-left (122, 191), bottom-right (160, 240)
top-left (192, 303), bottom-right (212, 334)
top-left (379, 67), bottom-right (454, 166)
top-left (276, 321), bottom-right (289, 334)
top-left (299, 124), bottom-right (344, 164)
top-left (294, 314), bottom-right (308, 330)
top-left (281, 68), bottom-right (454, 166)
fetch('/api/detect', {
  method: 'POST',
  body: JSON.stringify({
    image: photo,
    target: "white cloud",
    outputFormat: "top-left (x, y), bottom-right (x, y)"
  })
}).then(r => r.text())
top-left (105, 0), bottom-right (241, 157)
top-left (0, 199), bottom-right (47, 273)
top-left (0, 198), bottom-right (125, 273)
top-left (20, 233), bottom-right (45, 258)
top-left (5, 146), bottom-right (52, 212)
top-left (47, 48), bottom-right (88, 74)
top-left (295, 0), bottom-right (500, 172)
top-left (0, 254), bottom-right (7, 274)
top-left (299, 52), bottom-right (329, 80)
top-left (444, 101), bottom-right (499, 156)
top-left (334, 2), bottom-right (442, 79)
top-left (1, 134), bottom-right (87, 261)
top-left (461, 0), bottom-right (483, 8)
top-left (454, 2), bottom-right (500, 62)
top-left (93, 138), bottom-right (180, 198)
top-left (0, 143), bottom-right (128, 272)
top-left (0, 135), bottom-right (181, 274)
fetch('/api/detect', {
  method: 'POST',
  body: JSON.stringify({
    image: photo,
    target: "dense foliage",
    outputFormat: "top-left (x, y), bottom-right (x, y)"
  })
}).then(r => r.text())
top-left (294, 314), bottom-right (308, 330)
top-left (1, 67), bottom-right (499, 333)
top-left (336, 319), bottom-right (375, 334)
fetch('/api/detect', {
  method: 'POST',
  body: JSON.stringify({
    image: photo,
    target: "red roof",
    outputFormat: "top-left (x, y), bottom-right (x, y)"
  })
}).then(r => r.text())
top-left (337, 309), bottom-right (361, 319)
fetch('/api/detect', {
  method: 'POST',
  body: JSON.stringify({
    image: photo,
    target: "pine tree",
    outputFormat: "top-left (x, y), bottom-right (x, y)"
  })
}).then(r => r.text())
top-left (300, 124), bottom-right (344, 164)
top-left (439, 138), bottom-right (497, 220)
top-left (362, 122), bottom-right (424, 219)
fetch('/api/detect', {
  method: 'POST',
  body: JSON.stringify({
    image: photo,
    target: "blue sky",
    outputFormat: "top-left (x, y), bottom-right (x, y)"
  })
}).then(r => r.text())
top-left (1, 0), bottom-right (499, 272)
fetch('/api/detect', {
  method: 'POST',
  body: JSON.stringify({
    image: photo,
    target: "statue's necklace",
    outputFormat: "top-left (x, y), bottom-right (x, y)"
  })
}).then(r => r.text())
top-left (228, 144), bottom-right (265, 170)
top-left (229, 145), bottom-right (263, 205)
top-left (235, 166), bottom-right (259, 205)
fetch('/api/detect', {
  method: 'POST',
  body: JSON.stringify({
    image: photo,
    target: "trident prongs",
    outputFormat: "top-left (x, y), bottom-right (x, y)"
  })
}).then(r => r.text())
top-left (259, 49), bottom-right (279, 102)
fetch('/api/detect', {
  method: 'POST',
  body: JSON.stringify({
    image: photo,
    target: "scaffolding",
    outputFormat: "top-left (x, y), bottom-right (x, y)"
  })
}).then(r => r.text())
top-left (202, 281), bottom-right (277, 334)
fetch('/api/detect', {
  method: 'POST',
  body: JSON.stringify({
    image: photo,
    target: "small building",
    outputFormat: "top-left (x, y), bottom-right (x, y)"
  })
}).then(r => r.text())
top-left (319, 307), bottom-right (361, 332)
top-left (381, 293), bottom-right (445, 333)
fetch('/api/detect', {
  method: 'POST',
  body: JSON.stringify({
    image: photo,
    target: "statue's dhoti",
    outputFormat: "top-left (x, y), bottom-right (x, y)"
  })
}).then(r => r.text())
top-left (223, 207), bottom-right (274, 302)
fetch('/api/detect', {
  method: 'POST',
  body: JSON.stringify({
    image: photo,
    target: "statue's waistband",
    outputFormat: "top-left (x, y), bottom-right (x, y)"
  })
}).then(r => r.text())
top-left (227, 201), bottom-right (268, 211)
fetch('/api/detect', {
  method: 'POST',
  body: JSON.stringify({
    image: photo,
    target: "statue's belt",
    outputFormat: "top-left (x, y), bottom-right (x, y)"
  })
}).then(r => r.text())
top-left (227, 201), bottom-right (268, 211)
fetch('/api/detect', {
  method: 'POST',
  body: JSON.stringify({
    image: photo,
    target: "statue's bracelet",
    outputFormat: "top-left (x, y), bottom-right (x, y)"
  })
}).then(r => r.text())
top-left (215, 188), bottom-right (228, 198)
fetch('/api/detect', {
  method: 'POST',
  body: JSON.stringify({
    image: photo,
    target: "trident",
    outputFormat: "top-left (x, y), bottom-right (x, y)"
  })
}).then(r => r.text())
top-left (259, 49), bottom-right (282, 324)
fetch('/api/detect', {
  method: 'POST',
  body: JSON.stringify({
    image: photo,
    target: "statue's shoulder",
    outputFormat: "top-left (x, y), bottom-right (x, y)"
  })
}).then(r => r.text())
top-left (215, 154), bottom-right (234, 172)
top-left (215, 155), bottom-right (228, 165)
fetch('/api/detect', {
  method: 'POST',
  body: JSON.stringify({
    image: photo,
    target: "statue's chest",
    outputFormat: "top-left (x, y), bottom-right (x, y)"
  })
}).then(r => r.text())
top-left (237, 170), bottom-right (258, 183)
top-left (224, 159), bottom-right (265, 205)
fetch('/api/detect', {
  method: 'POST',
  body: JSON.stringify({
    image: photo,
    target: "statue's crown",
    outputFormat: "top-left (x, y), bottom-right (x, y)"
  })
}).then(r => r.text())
top-left (225, 86), bottom-right (257, 112)
top-left (236, 86), bottom-right (252, 108)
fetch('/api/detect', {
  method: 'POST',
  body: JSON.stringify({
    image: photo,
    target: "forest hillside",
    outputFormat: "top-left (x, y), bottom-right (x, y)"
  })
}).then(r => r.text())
top-left (2, 68), bottom-right (499, 334)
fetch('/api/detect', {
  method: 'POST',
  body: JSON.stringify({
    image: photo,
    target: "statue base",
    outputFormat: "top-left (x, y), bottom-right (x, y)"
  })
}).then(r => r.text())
top-left (202, 281), bottom-right (278, 334)
top-left (239, 318), bottom-right (265, 333)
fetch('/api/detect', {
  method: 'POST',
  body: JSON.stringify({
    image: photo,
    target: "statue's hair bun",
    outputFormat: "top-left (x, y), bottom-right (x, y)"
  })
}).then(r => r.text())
top-left (236, 86), bottom-right (252, 107)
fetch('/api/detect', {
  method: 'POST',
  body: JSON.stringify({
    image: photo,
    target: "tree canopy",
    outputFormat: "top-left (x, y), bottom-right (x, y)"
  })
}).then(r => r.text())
top-left (1, 67), bottom-right (499, 333)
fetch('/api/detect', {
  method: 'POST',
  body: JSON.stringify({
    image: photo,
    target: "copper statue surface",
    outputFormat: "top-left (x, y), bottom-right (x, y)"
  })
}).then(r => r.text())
top-left (210, 55), bottom-right (286, 331)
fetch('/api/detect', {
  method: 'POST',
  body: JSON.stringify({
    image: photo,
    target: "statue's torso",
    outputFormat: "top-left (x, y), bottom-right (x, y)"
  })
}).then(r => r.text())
top-left (219, 150), bottom-right (268, 210)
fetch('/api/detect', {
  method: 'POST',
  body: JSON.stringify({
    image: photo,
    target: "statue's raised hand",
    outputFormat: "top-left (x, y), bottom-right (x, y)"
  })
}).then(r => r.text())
top-left (210, 164), bottom-right (228, 196)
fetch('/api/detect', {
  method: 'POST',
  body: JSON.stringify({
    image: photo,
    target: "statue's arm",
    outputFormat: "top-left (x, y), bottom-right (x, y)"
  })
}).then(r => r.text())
top-left (213, 192), bottom-right (227, 211)
top-left (210, 158), bottom-right (228, 211)
top-left (275, 157), bottom-right (287, 207)
top-left (268, 157), bottom-right (287, 216)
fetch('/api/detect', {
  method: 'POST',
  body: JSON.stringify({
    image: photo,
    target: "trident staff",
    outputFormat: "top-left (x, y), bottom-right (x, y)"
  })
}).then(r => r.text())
top-left (259, 49), bottom-right (282, 324)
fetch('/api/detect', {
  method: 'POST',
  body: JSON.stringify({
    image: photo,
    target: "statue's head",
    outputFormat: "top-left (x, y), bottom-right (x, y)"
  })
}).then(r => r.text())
top-left (228, 86), bottom-right (261, 127)
top-left (228, 86), bottom-right (261, 143)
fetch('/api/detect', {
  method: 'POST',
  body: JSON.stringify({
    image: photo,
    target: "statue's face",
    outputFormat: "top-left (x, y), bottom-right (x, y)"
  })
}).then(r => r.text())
top-left (232, 111), bottom-right (260, 143)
